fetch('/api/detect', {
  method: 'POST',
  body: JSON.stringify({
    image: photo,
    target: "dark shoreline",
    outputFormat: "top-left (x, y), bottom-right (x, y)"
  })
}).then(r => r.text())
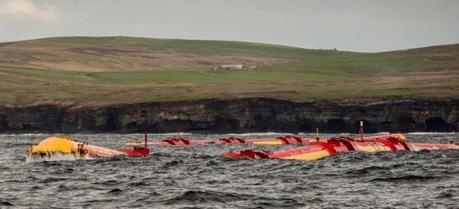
top-left (0, 97), bottom-right (458, 134)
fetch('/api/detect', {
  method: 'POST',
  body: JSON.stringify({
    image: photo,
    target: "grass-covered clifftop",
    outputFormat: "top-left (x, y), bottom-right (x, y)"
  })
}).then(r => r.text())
top-left (0, 36), bottom-right (458, 106)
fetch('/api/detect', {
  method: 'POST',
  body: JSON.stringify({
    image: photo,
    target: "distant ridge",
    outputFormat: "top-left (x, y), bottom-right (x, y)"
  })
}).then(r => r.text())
top-left (0, 36), bottom-right (458, 106)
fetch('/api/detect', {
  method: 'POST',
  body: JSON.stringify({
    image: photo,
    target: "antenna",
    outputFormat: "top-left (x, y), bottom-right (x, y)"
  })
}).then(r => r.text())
top-left (315, 128), bottom-right (320, 141)
top-left (144, 130), bottom-right (148, 149)
top-left (359, 121), bottom-right (364, 141)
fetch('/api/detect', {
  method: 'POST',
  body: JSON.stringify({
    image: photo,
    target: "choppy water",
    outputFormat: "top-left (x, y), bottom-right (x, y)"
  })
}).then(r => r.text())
top-left (0, 133), bottom-right (458, 209)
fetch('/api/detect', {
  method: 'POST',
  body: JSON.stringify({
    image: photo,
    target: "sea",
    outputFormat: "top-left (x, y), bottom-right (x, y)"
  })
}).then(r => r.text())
top-left (0, 133), bottom-right (458, 209)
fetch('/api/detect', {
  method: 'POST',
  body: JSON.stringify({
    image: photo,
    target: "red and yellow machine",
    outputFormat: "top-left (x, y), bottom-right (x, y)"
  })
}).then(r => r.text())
top-left (224, 133), bottom-right (459, 161)
top-left (126, 135), bottom-right (312, 146)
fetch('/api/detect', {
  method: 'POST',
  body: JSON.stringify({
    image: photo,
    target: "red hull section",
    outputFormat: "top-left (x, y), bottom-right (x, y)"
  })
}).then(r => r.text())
top-left (158, 138), bottom-right (214, 145)
top-left (118, 131), bottom-right (150, 156)
top-left (118, 147), bottom-right (150, 157)
top-left (218, 135), bottom-right (312, 145)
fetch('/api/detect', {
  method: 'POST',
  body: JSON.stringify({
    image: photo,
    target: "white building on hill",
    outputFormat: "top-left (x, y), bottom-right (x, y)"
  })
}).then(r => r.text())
top-left (213, 64), bottom-right (254, 70)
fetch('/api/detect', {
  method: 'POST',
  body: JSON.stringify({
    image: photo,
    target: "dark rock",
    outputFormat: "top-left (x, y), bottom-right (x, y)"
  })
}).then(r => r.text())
top-left (0, 97), bottom-right (457, 133)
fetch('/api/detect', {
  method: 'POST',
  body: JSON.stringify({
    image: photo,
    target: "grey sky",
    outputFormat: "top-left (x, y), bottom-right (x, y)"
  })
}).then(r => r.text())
top-left (0, 0), bottom-right (458, 52)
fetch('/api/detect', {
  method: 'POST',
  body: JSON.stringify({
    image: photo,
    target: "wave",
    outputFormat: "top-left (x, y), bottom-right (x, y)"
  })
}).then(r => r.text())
top-left (150, 132), bottom-right (193, 136)
top-left (369, 175), bottom-right (443, 183)
top-left (25, 153), bottom-right (84, 162)
top-left (163, 190), bottom-right (247, 204)
top-left (0, 200), bottom-right (14, 207)
top-left (0, 133), bottom-right (48, 137)
top-left (407, 132), bottom-right (456, 135)
top-left (106, 188), bottom-right (123, 194)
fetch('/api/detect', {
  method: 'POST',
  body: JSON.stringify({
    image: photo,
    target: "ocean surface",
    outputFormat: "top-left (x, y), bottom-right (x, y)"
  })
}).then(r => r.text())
top-left (0, 133), bottom-right (458, 209)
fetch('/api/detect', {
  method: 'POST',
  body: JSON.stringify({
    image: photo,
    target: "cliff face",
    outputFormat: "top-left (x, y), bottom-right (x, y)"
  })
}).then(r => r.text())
top-left (0, 98), bottom-right (458, 133)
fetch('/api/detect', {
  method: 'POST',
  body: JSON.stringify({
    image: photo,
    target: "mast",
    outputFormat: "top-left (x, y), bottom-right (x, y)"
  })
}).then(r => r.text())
top-left (359, 121), bottom-right (364, 141)
top-left (144, 130), bottom-right (148, 149)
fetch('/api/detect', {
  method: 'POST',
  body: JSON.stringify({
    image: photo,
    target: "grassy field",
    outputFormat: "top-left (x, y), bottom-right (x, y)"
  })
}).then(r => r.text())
top-left (0, 37), bottom-right (458, 106)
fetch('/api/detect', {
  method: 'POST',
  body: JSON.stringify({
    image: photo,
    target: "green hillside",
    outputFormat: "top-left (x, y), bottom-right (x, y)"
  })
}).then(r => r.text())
top-left (0, 36), bottom-right (458, 106)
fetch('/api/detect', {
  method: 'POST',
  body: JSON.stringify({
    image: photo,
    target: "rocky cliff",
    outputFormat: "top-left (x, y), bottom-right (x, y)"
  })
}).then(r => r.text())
top-left (0, 98), bottom-right (458, 133)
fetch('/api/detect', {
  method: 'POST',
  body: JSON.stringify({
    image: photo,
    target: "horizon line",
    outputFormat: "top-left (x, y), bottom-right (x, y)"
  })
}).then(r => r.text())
top-left (2, 35), bottom-right (458, 54)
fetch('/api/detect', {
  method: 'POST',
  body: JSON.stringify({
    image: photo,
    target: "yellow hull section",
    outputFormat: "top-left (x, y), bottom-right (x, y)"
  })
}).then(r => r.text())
top-left (252, 141), bottom-right (284, 145)
top-left (280, 150), bottom-right (330, 161)
top-left (29, 137), bottom-right (76, 154)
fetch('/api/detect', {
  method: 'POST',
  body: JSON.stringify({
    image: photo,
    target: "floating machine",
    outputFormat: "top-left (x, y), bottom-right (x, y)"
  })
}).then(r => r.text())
top-left (224, 133), bottom-right (459, 161)
top-left (126, 135), bottom-right (312, 146)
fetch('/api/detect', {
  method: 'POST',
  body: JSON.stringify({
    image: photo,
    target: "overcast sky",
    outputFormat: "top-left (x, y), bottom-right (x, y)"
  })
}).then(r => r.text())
top-left (0, 0), bottom-right (458, 52)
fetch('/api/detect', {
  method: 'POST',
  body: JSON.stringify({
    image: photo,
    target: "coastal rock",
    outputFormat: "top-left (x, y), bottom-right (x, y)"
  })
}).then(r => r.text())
top-left (0, 98), bottom-right (457, 133)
